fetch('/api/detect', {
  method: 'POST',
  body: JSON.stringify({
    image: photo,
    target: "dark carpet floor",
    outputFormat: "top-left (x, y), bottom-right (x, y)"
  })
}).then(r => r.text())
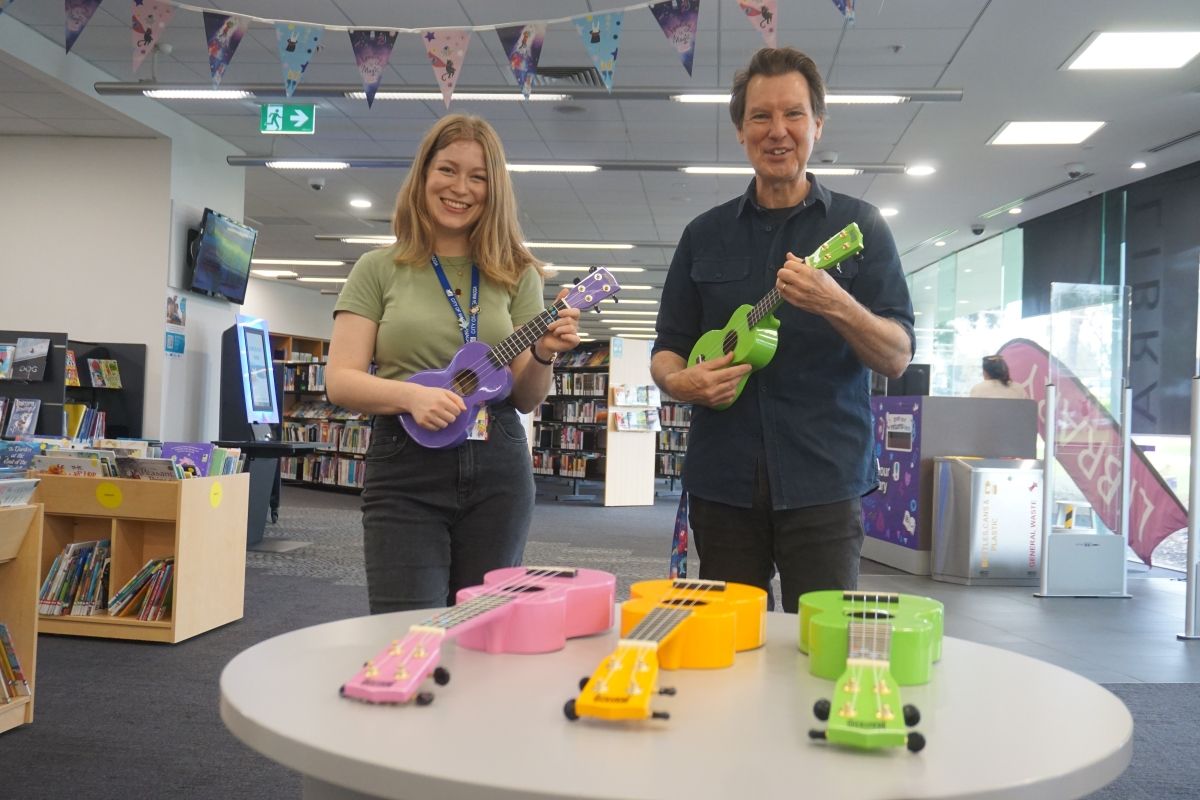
top-left (2, 483), bottom-right (1196, 799)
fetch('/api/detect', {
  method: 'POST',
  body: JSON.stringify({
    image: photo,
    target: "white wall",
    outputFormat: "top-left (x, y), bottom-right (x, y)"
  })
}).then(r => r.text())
top-left (242, 278), bottom-right (337, 342)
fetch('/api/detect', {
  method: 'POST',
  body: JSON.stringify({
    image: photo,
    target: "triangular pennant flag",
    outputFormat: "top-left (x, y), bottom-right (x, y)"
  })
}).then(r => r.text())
top-left (422, 29), bottom-right (471, 108)
top-left (496, 23), bottom-right (545, 100)
top-left (649, 0), bottom-right (700, 76)
top-left (348, 29), bottom-right (398, 108)
top-left (668, 491), bottom-right (689, 579)
top-left (65, 0), bottom-right (103, 53)
top-left (203, 12), bottom-right (250, 87)
top-left (737, 0), bottom-right (777, 49)
top-left (831, 0), bottom-right (855, 23)
top-left (572, 12), bottom-right (623, 93)
top-left (132, 0), bottom-right (175, 74)
top-left (275, 22), bottom-right (324, 97)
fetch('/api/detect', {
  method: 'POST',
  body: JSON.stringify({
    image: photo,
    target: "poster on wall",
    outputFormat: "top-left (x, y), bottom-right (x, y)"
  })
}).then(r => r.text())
top-left (166, 294), bottom-right (186, 358)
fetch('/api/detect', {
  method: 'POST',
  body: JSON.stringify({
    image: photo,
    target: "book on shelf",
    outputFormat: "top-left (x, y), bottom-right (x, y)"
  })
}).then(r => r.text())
top-left (162, 441), bottom-right (215, 477)
top-left (4, 398), bottom-right (40, 438)
top-left (0, 346), bottom-right (13, 380)
top-left (109, 557), bottom-right (173, 619)
top-left (38, 540), bottom-right (107, 616)
top-left (11, 338), bottom-right (50, 382)
top-left (611, 384), bottom-right (661, 407)
top-left (612, 408), bottom-right (662, 432)
top-left (0, 397), bottom-right (6, 435)
top-left (0, 441), bottom-right (38, 470)
top-left (86, 359), bottom-right (106, 387)
top-left (0, 623), bottom-right (31, 700)
top-left (114, 456), bottom-right (181, 481)
top-left (63, 349), bottom-right (80, 387)
top-left (30, 453), bottom-right (110, 477)
top-left (0, 478), bottom-right (38, 507)
top-left (99, 359), bottom-right (122, 389)
top-left (95, 438), bottom-right (151, 458)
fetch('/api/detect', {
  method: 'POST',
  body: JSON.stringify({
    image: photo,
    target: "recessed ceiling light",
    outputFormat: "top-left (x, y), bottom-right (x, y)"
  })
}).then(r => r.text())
top-left (1008, 207), bottom-right (1023, 215)
top-left (526, 242), bottom-right (634, 250)
top-left (345, 91), bottom-right (570, 102)
top-left (267, 160), bottom-right (350, 170)
top-left (905, 165), bottom-right (936, 176)
top-left (1064, 32), bottom-right (1200, 70)
top-left (250, 269), bottom-right (299, 278)
top-left (349, 198), bottom-right (373, 209)
top-left (144, 89), bottom-right (252, 99)
top-left (339, 236), bottom-right (397, 245)
top-left (252, 258), bottom-right (345, 267)
top-left (989, 121), bottom-right (1105, 145)
top-left (1131, 161), bottom-right (1147, 170)
top-left (507, 164), bottom-right (600, 173)
top-left (297, 277), bottom-right (349, 284)
top-left (934, 241), bottom-right (947, 247)
top-left (880, 207), bottom-right (899, 217)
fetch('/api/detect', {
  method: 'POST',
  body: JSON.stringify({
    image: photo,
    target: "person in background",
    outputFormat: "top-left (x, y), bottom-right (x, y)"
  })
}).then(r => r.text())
top-left (325, 114), bottom-right (581, 614)
top-left (650, 47), bottom-right (915, 613)
top-left (969, 354), bottom-right (1026, 399)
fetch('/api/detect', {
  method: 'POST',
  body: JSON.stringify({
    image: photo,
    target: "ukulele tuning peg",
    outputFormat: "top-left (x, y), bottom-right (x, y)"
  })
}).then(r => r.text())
top-left (414, 691), bottom-right (435, 706)
top-left (651, 710), bottom-right (671, 720)
top-left (808, 729), bottom-right (827, 741)
top-left (572, 277), bottom-right (582, 285)
top-left (658, 687), bottom-right (677, 696)
top-left (433, 667), bottom-right (451, 686)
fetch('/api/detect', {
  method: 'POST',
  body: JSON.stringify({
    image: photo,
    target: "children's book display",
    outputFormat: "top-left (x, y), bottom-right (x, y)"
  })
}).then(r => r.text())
top-left (18, 439), bottom-right (244, 481)
top-left (37, 540), bottom-right (173, 622)
top-left (341, 567), bottom-right (615, 705)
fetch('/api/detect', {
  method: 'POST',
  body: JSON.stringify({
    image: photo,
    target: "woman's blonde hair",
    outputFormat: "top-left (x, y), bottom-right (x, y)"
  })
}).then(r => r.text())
top-left (392, 114), bottom-right (541, 290)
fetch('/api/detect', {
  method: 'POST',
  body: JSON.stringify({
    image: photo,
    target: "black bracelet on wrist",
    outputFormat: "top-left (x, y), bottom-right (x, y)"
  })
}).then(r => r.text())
top-left (529, 342), bottom-right (556, 366)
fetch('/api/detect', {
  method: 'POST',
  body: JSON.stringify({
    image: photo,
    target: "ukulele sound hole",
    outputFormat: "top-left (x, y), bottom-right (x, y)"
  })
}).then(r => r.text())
top-left (846, 610), bottom-right (894, 620)
top-left (452, 370), bottom-right (479, 395)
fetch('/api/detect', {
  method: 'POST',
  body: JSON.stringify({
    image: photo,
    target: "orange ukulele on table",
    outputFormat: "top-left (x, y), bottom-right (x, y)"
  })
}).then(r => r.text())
top-left (564, 578), bottom-right (766, 723)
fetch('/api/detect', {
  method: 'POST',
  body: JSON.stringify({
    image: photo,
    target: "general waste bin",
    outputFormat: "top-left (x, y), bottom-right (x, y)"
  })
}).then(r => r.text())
top-left (931, 457), bottom-right (1043, 586)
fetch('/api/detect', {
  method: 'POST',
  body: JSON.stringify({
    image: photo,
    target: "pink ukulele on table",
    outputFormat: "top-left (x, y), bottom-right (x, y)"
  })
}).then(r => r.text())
top-left (340, 566), bottom-right (615, 705)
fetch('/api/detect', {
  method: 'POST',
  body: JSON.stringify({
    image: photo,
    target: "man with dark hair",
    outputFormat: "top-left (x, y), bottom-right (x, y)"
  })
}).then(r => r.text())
top-left (651, 47), bottom-right (915, 613)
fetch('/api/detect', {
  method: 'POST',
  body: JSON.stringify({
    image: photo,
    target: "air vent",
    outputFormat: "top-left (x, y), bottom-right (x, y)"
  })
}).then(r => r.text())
top-left (1147, 129), bottom-right (1200, 153)
top-left (533, 66), bottom-right (605, 88)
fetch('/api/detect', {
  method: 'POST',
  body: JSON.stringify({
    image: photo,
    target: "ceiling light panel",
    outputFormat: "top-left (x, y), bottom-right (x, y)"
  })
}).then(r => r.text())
top-left (1065, 32), bottom-right (1200, 70)
top-left (989, 121), bottom-right (1105, 145)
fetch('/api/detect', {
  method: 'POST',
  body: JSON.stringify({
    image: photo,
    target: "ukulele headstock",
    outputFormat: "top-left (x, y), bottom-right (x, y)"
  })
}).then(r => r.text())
top-left (807, 222), bottom-right (865, 271)
top-left (340, 626), bottom-right (447, 705)
top-left (810, 658), bottom-right (924, 752)
top-left (565, 267), bottom-right (621, 313)
top-left (568, 640), bottom-right (661, 722)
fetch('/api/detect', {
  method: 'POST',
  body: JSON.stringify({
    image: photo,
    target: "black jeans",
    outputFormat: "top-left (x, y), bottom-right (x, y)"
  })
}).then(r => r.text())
top-left (688, 461), bottom-right (864, 614)
top-left (360, 406), bottom-right (534, 614)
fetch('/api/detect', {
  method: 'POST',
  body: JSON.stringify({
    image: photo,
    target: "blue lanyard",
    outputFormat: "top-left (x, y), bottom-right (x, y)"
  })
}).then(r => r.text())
top-left (430, 255), bottom-right (480, 344)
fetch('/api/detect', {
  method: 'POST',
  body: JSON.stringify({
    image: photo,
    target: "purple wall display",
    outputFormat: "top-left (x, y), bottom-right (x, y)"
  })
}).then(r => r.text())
top-left (862, 396), bottom-right (923, 550)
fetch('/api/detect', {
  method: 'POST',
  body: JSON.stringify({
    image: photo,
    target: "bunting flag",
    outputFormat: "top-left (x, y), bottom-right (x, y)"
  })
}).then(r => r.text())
top-left (496, 23), bottom-right (545, 99)
top-left (649, 0), bottom-right (700, 76)
top-left (65, 0), bottom-right (103, 53)
top-left (572, 12), bottom-right (623, 92)
top-left (668, 491), bottom-right (689, 579)
top-left (132, 0), bottom-right (175, 73)
top-left (831, 0), bottom-right (855, 23)
top-left (737, 0), bottom-right (777, 49)
top-left (348, 29), bottom-right (398, 108)
top-left (275, 22), bottom-right (324, 97)
top-left (422, 29), bottom-right (471, 108)
top-left (203, 12), bottom-right (249, 87)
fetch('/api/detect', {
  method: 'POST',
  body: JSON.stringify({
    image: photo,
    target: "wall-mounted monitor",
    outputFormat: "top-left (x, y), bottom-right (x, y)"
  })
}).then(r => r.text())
top-left (188, 208), bottom-right (258, 305)
top-left (232, 315), bottom-right (279, 426)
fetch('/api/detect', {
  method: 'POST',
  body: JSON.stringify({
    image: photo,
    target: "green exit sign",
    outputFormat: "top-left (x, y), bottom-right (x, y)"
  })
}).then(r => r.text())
top-left (260, 103), bottom-right (316, 135)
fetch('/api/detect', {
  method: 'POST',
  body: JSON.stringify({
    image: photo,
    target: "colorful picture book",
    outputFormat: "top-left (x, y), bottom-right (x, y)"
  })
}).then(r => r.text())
top-left (0, 623), bottom-right (31, 702)
top-left (114, 456), bottom-right (180, 481)
top-left (86, 359), bottom-right (106, 387)
top-left (109, 557), bottom-right (173, 620)
top-left (0, 441), bottom-right (39, 470)
top-left (612, 408), bottom-right (661, 432)
top-left (99, 359), bottom-right (122, 389)
top-left (37, 540), bottom-right (110, 617)
top-left (11, 338), bottom-right (50, 382)
top-left (63, 349), bottom-right (80, 387)
top-left (0, 345), bottom-right (13, 380)
top-left (4, 399), bottom-right (40, 438)
top-left (162, 442), bottom-right (215, 477)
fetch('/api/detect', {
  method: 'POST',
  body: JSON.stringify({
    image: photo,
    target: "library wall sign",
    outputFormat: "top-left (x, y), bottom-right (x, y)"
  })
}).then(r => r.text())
top-left (260, 103), bottom-right (316, 135)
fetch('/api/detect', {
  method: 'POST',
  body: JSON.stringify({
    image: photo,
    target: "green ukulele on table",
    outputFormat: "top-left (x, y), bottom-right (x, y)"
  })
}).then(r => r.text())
top-left (799, 590), bottom-right (943, 753)
top-left (686, 222), bottom-right (865, 410)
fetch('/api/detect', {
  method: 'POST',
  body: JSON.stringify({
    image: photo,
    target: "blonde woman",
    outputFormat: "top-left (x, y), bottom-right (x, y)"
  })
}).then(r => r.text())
top-left (326, 114), bottom-right (580, 613)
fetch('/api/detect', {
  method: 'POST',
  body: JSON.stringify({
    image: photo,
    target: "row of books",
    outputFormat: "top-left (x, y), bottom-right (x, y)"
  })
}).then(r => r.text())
top-left (658, 453), bottom-right (685, 477)
top-left (38, 540), bottom-right (109, 616)
top-left (0, 337), bottom-right (50, 382)
top-left (279, 453), bottom-right (366, 488)
top-left (65, 351), bottom-right (122, 389)
top-left (657, 429), bottom-right (690, 453)
top-left (0, 623), bottom-right (31, 703)
top-left (0, 398), bottom-right (41, 439)
top-left (659, 402), bottom-right (692, 428)
top-left (282, 363), bottom-right (326, 392)
top-left (63, 402), bottom-right (106, 441)
top-left (536, 399), bottom-right (608, 425)
top-left (281, 420), bottom-right (371, 454)
top-left (550, 372), bottom-right (608, 398)
top-left (1, 439), bottom-right (245, 480)
top-left (110, 558), bottom-right (173, 621)
top-left (283, 400), bottom-right (369, 421)
top-left (557, 348), bottom-right (610, 368)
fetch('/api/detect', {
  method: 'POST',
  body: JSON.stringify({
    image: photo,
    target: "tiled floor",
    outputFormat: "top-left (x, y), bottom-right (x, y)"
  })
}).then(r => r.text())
top-left (859, 568), bottom-right (1200, 683)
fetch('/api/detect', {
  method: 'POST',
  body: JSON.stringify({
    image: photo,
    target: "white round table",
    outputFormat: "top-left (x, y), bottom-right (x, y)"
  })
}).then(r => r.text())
top-left (220, 609), bottom-right (1131, 800)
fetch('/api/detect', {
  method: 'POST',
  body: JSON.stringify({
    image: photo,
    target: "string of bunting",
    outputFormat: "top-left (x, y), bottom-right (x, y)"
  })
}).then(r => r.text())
top-left (44, 0), bottom-right (854, 108)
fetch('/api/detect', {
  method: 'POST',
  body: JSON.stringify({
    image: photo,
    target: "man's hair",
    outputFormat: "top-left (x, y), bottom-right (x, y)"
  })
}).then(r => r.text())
top-left (982, 355), bottom-right (1012, 385)
top-left (729, 47), bottom-right (827, 129)
top-left (391, 113), bottom-right (540, 289)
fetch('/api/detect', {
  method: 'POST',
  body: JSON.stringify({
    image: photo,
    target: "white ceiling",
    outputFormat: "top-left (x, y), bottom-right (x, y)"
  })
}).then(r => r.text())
top-left (2, 0), bottom-right (1199, 336)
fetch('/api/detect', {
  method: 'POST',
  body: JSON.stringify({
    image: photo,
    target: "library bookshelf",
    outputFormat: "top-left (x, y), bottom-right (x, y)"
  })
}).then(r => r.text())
top-left (0, 502), bottom-right (42, 733)
top-left (32, 473), bottom-right (249, 644)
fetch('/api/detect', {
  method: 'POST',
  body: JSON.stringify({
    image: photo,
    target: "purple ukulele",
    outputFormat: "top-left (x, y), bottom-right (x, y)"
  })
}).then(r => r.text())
top-left (400, 267), bottom-right (621, 449)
